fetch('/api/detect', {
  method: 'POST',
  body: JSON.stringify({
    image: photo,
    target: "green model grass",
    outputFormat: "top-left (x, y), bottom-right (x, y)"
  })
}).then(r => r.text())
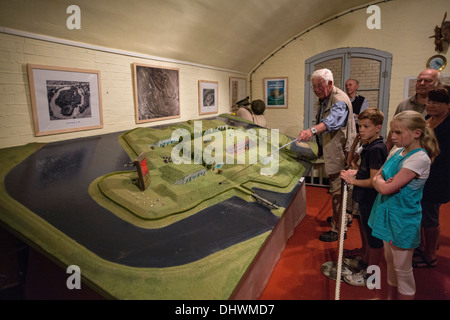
top-left (94, 118), bottom-right (315, 226)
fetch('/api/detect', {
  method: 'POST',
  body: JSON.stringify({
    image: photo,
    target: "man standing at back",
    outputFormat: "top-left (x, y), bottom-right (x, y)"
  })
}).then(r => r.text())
top-left (386, 68), bottom-right (442, 150)
top-left (298, 69), bottom-right (357, 242)
top-left (396, 69), bottom-right (442, 116)
top-left (345, 78), bottom-right (369, 131)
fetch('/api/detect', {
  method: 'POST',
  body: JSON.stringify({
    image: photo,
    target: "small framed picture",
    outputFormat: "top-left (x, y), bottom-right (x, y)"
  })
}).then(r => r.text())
top-left (198, 80), bottom-right (218, 115)
top-left (229, 77), bottom-right (247, 110)
top-left (264, 77), bottom-right (288, 109)
top-left (426, 55), bottom-right (447, 71)
top-left (133, 63), bottom-right (180, 123)
top-left (27, 64), bottom-right (103, 136)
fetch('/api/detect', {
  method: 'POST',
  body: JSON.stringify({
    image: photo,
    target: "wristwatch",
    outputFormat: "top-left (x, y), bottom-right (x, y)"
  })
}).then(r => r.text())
top-left (310, 127), bottom-right (317, 135)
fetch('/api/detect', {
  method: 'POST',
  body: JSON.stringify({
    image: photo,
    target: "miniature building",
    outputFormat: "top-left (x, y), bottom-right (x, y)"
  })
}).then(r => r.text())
top-left (175, 168), bottom-right (207, 185)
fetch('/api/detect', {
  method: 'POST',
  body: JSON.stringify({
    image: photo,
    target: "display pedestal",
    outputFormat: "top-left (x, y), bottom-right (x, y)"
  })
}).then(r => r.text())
top-left (231, 179), bottom-right (307, 299)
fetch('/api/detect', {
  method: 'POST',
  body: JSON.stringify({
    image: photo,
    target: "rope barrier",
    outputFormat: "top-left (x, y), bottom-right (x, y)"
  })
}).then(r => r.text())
top-left (335, 181), bottom-right (348, 300)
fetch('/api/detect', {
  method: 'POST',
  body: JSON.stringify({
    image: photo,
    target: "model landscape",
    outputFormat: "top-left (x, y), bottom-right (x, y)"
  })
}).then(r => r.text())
top-left (95, 118), bottom-right (318, 224)
top-left (0, 116), bottom-right (319, 299)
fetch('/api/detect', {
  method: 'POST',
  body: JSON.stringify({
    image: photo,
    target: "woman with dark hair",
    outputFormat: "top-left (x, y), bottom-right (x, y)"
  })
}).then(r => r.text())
top-left (414, 85), bottom-right (450, 268)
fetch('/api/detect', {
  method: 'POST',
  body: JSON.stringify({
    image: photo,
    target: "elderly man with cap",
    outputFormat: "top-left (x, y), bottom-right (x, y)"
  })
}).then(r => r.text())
top-left (298, 68), bottom-right (356, 242)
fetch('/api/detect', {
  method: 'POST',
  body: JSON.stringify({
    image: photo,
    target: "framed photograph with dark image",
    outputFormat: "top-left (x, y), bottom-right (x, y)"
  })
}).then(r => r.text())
top-left (133, 63), bottom-right (180, 123)
top-left (27, 64), bottom-right (103, 136)
top-left (198, 80), bottom-right (218, 115)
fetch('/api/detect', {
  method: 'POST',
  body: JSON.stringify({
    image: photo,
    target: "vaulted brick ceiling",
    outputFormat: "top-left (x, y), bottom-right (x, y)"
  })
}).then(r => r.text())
top-left (0, 0), bottom-right (373, 73)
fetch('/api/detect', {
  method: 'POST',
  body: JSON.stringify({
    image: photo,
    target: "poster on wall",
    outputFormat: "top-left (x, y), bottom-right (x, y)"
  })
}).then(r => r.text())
top-left (198, 80), bottom-right (218, 115)
top-left (133, 63), bottom-right (180, 124)
top-left (229, 77), bottom-right (247, 110)
top-left (27, 64), bottom-right (103, 136)
top-left (264, 77), bottom-right (288, 109)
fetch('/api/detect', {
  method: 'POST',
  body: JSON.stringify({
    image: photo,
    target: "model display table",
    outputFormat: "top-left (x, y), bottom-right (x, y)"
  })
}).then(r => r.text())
top-left (0, 115), bottom-right (316, 299)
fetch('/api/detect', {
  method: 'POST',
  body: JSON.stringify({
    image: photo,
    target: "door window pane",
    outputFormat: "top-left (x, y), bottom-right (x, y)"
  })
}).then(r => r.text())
top-left (349, 58), bottom-right (381, 109)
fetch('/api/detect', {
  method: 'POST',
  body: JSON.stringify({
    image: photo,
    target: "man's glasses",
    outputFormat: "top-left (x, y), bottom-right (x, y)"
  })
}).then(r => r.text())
top-left (312, 82), bottom-right (327, 90)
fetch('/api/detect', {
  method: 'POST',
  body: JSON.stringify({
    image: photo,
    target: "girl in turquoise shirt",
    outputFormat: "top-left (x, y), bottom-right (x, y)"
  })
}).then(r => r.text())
top-left (369, 110), bottom-right (439, 300)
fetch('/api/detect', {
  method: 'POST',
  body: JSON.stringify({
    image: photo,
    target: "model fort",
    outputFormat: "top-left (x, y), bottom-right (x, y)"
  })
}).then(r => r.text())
top-left (96, 119), bottom-right (317, 222)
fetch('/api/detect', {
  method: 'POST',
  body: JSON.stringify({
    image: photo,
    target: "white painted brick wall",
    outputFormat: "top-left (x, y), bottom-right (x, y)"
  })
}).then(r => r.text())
top-left (0, 33), bottom-right (247, 148)
top-left (0, 0), bottom-right (447, 148)
top-left (250, 0), bottom-right (447, 138)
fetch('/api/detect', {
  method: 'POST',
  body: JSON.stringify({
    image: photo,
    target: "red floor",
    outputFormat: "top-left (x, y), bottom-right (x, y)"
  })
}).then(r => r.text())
top-left (259, 186), bottom-right (450, 300)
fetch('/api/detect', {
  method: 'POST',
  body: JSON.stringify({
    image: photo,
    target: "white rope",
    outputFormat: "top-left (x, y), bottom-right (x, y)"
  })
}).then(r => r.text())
top-left (335, 182), bottom-right (348, 300)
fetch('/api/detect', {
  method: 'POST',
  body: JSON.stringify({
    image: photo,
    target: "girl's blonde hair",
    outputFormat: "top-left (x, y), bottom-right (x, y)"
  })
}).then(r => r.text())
top-left (392, 110), bottom-right (440, 162)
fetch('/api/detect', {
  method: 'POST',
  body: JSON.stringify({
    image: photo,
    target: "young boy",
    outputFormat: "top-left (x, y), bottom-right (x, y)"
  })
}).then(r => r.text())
top-left (340, 108), bottom-right (388, 286)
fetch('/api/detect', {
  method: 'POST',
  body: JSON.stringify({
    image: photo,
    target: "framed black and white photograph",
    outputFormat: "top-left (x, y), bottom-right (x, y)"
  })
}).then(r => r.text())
top-left (264, 77), bottom-right (288, 109)
top-left (229, 77), bottom-right (247, 111)
top-left (198, 80), bottom-right (218, 115)
top-left (133, 63), bottom-right (180, 123)
top-left (27, 64), bottom-right (103, 136)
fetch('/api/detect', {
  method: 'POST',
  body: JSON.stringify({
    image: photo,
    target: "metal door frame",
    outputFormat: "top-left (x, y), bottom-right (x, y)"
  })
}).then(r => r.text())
top-left (304, 47), bottom-right (392, 137)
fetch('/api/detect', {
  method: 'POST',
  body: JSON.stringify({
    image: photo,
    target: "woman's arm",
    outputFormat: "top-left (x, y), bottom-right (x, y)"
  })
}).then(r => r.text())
top-left (372, 167), bottom-right (418, 195)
